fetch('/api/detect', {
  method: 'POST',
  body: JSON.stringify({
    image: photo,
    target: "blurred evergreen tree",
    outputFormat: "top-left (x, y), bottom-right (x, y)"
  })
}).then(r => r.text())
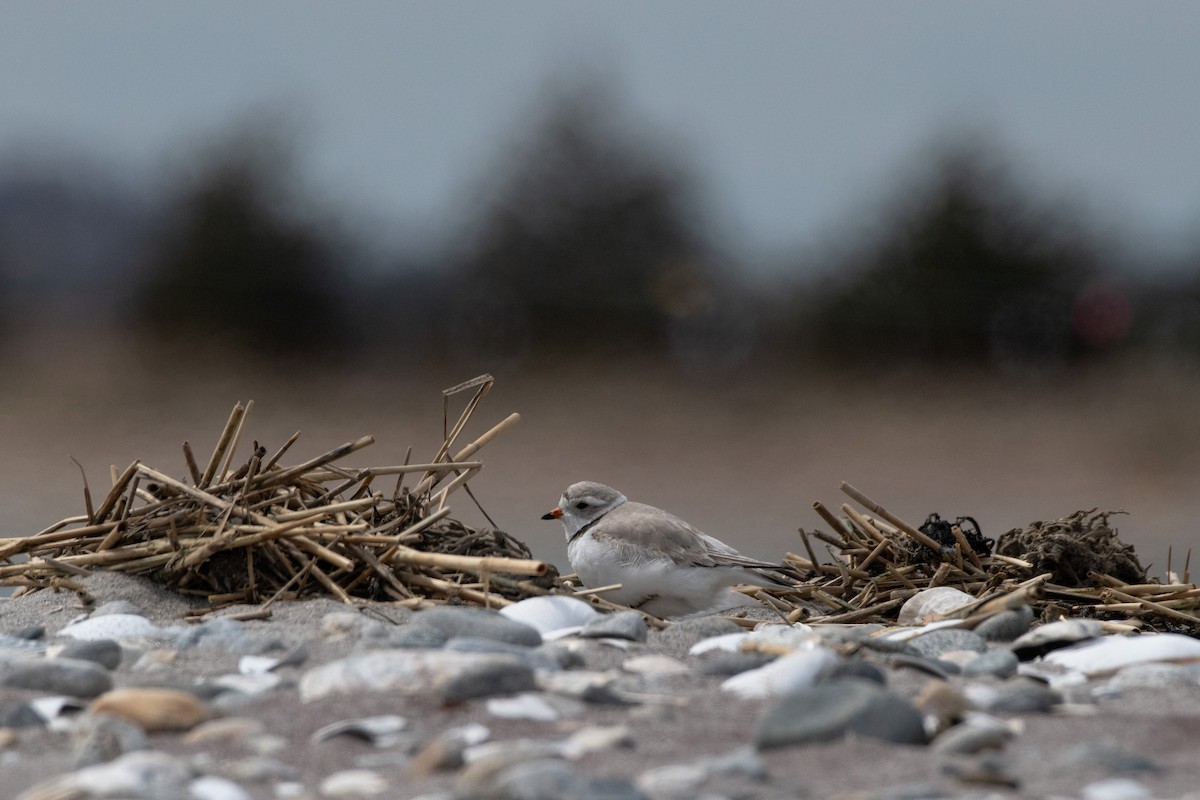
top-left (447, 77), bottom-right (716, 360)
top-left (808, 141), bottom-right (1099, 368)
top-left (138, 134), bottom-right (342, 354)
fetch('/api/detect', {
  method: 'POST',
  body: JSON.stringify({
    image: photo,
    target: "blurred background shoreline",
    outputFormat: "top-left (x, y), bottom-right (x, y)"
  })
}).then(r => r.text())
top-left (2, 4), bottom-right (1199, 579)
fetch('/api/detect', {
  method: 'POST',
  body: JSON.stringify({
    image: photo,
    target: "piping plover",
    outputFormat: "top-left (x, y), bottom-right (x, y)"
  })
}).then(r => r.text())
top-left (542, 481), bottom-right (793, 618)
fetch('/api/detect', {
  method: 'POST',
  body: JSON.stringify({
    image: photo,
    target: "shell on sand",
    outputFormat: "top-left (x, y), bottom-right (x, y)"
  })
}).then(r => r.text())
top-left (89, 687), bottom-right (208, 732)
top-left (898, 587), bottom-right (976, 626)
top-left (1042, 633), bottom-right (1200, 675)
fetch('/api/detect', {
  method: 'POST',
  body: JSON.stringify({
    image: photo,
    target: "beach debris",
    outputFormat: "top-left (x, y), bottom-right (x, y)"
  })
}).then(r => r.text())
top-left (1, 376), bottom-right (558, 614)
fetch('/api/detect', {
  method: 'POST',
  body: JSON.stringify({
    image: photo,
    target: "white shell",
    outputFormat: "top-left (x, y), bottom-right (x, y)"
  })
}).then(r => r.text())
top-left (310, 715), bottom-right (409, 746)
top-left (1011, 619), bottom-right (1104, 653)
top-left (1043, 633), bottom-right (1200, 675)
top-left (720, 646), bottom-right (839, 699)
top-left (898, 587), bottom-right (976, 626)
top-left (498, 595), bottom-right (601, 638)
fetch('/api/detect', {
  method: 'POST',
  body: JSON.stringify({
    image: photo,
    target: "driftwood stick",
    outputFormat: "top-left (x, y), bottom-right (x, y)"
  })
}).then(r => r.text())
top-left (840, 482), bottom-right (950, 557)
top-left (385, 546), bottom-right (547, 577)
top-left (201, 403), bottom-right (245, 488)
top-left (94, 461), bottom-right (139, 523)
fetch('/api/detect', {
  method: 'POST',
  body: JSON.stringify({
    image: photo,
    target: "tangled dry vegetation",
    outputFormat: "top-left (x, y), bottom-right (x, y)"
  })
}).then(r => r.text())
top-left (0, 376), bottom-right (560, 620)
top-left (751, 485), bottom-right (1200, 635)
top-left (2, 375), bottom-right (1196, 633)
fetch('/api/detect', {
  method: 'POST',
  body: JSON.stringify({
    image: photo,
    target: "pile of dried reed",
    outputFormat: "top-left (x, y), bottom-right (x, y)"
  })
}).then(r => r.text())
top-left (0, 376), bottom-right (556, 617)
top-left (739, 482), bottom-right (1199, 634)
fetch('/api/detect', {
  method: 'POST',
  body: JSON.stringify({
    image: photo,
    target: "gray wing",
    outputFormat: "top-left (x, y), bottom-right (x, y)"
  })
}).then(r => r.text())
top-left (593, 502), bottom-right (785, 571)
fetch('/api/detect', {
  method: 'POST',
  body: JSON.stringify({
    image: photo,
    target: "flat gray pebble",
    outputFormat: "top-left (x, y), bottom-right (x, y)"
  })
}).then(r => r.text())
top-left (984, 680), bottom-right (1061, 714)
top-left (413, 606), bottom-right (542, 647)
top-left (579, 611), bottom-right (648, 643)
top-left (1, 701), bottom-right (44, 728)
top-left (376, 623), bottom-right (450, 649)
top-left (440, 659), bottom-right (535, 703)
top-left (694, 651), bottom-right (777, 677)
top-left (961, 649), bottom-right (1019, 678)
top-left (824, 659), bottom-right (887, 685)
top-left (484, 759), bottom-right (648, 800)
top-left (59, 639), bottom-right (123, 671)
top-left (755, 678), bottom-right (926, 749)
top-left (1063, 743), bottom-right (1162, 775)
top-left (72, 712), bottom-right (149, 768)
top-left (973, 607), bottom-right (1033, 642)
top-left (905, 629), bottom-right (987, 659)
top-left (931, 721), bottom-right (1013, 755)
top-left (0, 657), bottom-right (113, 697)
top-left (444, 637), bottom-right (562, 672)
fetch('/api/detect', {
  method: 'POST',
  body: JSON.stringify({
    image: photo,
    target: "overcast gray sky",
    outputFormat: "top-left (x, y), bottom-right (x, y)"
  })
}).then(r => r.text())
top-left (3, 2), bottom-right (1199, 265)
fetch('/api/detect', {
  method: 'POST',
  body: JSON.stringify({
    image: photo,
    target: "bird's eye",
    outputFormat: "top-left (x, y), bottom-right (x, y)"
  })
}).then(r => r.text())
top-left (575, 501), bottom-right (588, 510)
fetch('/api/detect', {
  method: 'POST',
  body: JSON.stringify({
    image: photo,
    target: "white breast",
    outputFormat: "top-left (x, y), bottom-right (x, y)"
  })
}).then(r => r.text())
top-left (567, 532), bottom-right (757, 618)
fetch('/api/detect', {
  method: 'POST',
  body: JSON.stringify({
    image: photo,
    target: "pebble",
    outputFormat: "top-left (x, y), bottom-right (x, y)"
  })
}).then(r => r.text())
top-left (897, 586), bottom-right (975, 625)
top-left (443, 636), bottom-right (562, 672)
top-left (905, 629), bottom-right (988, 659)
top-left (379, 623), bottom-right (451, 649)
top-left (973, 606), bottom-right (1033, 642)
top-left (89, 687), bottom-right (209, 732)
top-left (188, 775), bottom-right (253, 800)
top-left (57, 613), bottom-right (164, 641)
top-left (579, 610), bottom-right (649, 642)
top-left (1063, 743), bottom-right (1162, 776)
top-left (410, 606), bottom-right (542, 647)
top-left (300, 650), bottom-right (530, 702)
top-left (961, 649), bottom-right (1019, 678)
top-left (722, 646), bottom-right (839, 699)
top-left (184, 717), bottom-right (266, 745)
top-left (499, 595), bottom-right (602, 638)
top-left (486, 693), bottom-right (561, 721)
top-left (319, 768), bottom-right (390, 796)
top-left (930, 716), bottom-right (1014, 755)
top-left (0, 657), bottom-right (113, 697)
top-left (17, 750), bottom-right (194, 799)
top-left (1106, 662), bottom-right (1200, 691)
top-left (440, 658), bottom-right (536, 703)
top-left (965, 680), bottom-right (1061, 714)
top-left (58, 638), bottom-right (123, 670)
top-left (71, 711), bottom-right (149, 767)
top-left (693, 650), bottom-right (777, 677)
top-left (1043, 632), bottom-right (1200, 675)
top-left (1080, 777), bottom-right (1153, 800)
top-left (755, 678), bottom-right (927, 749)
top-left (650, 617), bottom-right (742, 653)
top-left (311, 715), bottom-right (410, 747)
top-left (1010, 618), bottom-right (1103, 660)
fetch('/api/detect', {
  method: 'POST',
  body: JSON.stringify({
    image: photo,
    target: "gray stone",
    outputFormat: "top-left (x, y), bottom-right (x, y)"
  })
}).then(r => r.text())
top-left (755, 678), bottom-right (926, 749)
top-left (1, 701), bottom-right (44, 728)
top-left (377, 623), bottom-right (450, 649)
top-left (940, 752), bottom-right (1019, 788)
top-left (0, 634), bottom-right (47, 659)
top-left (823, 659), bottom-right (887, 685)
top-left (1063, 743), bottom-right (1162, 776)
top-left (982, 680), bottom-right (1061, 714)
top-left (441, 659), bottom-right (536, 703)
top-left (1, 657), bottom-right (113, 697)
top-left (534, 641), bottom-right (586, 670)
top-left (578, 611), bottom-right (648, 643)
top-left (886, 653), bottom-right (957, 679)
top-left (173, 618), bottom-right (247, 650)
top-left (486, 759), bottom-right (648, 800)
top-left (72, 712), bottom-right (149, 768)
top-left (700, 745), bottom-right (769, 781)
top-left (413, 606), bottom-right (542, 647)
top-left (961, 649), bottom-right (1019, 679)
top-left (60, 639), bottom-right (123, 671)
top-left (444, 637), bottom-right (561, 672)
top-left (906, 629), bottom-right (987, 659)
top-left (931, 720), bottom-right (1013, 755)
top-left (973, 607), bottom-right (1033, 642)
top-left (694, 651), bottom-right (776, 677)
